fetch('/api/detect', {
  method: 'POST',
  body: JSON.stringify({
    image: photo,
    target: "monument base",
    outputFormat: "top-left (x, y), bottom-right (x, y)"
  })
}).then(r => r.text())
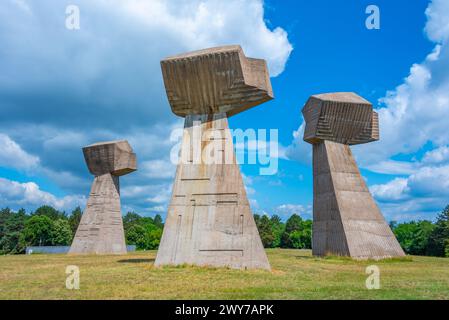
top-left (155, 113), bottom-right (270, 270)
top-left (68, 173), bottom-right (127, 255)
top-left (312, 140), bottom-right (405, 259)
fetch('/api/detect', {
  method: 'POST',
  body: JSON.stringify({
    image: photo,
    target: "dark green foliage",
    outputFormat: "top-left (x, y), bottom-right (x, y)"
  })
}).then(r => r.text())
top-left (389, 205), bottom-right (449, 257)
top-left (153, 214), bottom-right (163, 229)
top-left (68, 207), bottom-right (82, 236)
top-left (19, 215), bottom-right (55, 247)
top-left (253, 214), bottom-right (261, 227)
top-left (52, 219), bottom-right (73, 245)
top-left (18, 215), bottom-right (73, 248)
top-left (0, 208), bottom-right (27, 254)
top-left (1, 203), bottom-right (448, 256)
top-left (0, 207), bottom-right (165, 254)
top-left (33, 205), bottom-right (66, 220)
top-left (123, 212), bottom-right (142, 230)
top-left (392, 220), bottom-right (435, 255)
top-left (123, 212), bottom-right (164, 250)
top-left (280, 214), bottom-right (303, 248)
top-left (280, 214), bottom-right (312, 249)
top-left (426, 205), bottom-right (449, 257)
top-left (296, 219), bottom-right (312, 249)
top-left (258, 215), bottom-right (276, 248)
top-left (253, 213), bottom-right (312, 249)
top-left (147, 226), bottom-right (163, 249)
top-left (126, 224), bottom-right (147, 250)
top-left (270, 215), bottom-right (284, 248)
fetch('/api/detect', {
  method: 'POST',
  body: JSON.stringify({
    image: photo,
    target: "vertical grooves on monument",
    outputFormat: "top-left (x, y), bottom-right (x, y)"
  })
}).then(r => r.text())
top-left (190, 202), bottom-right (196, 240)
top-left (312, 141), bottom-right (350, 256)
top-left (327, 142), bottom-right (352, 256)
top-left (173, 214), bottom-right (182, 263)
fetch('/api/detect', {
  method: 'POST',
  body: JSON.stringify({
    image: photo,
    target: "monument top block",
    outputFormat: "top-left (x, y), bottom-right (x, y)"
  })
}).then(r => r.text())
top-left (160, 45), bottom-right (273, 117)
top-left (302, 92), bottom-right (379, 146)
top-left (82, 140), bottom-right (137, 177)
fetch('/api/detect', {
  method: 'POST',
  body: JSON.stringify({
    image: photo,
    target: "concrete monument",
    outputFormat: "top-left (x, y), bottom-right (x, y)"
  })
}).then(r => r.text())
top-left (302, 92), bottom-right (405, 259)
top-left (155, 45), bottom-right (272, 270)
top-left (69, 140), bottom-right (136, 255)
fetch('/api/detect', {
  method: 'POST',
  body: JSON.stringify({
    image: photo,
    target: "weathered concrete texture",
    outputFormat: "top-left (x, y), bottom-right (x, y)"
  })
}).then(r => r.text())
top-left (161, 45), bottom-right (273, 117)
top-left (156, 45), bottom-right (272, 270)
top-left (313, 140), bottom-right (405, 259)
top-left (155, 114), bottom-right (270, 270)
top-left (303, 92), bottom-right (405, 259)
top-left (69, 140), bottom-right (136, 255)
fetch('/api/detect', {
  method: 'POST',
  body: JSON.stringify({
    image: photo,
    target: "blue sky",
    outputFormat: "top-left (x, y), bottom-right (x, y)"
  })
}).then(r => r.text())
top-left (0, 0), bottom-right (448, 222)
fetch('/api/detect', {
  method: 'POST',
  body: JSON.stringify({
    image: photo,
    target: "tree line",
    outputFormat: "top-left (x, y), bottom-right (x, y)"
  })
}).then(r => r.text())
top-left (0, 205), bottom-right (164, 254)
top-left (1, 205), bottom-right (448, 257)
top-left (254, 205), bottom-right (449, 257)
top-left (389, 205), bottom-right (449, 257)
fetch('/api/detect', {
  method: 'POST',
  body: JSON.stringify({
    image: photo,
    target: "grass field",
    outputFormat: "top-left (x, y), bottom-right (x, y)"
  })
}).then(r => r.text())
top-left (0, 249), bottom-right (448, 299)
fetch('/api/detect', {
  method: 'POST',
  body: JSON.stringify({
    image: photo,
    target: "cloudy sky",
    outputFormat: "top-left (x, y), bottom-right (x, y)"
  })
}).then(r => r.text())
top-left (0, 0), bottom-right (448, 222)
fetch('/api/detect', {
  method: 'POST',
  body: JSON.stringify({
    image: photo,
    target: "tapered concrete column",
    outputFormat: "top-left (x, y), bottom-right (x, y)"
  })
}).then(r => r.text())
top-left (155, 113), bottom-right (270, 270)
top-left (312, 140), bottom-right (405, 258)
top-left (303, 92), bottom-right (405, 259)
top-left (69, 140), bottom-right (136, 255)
top-left (155, 45), bottom-right (273, 270)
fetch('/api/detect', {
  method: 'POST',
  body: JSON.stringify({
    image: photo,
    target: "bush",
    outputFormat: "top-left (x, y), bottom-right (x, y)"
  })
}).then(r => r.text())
top-left (393, 220), bottom-right (435, 255)
top-left (19, 215), bottom-right (55, 248)
top-left (52, 219), bottom-right (73, 245)
top-left (0, 208), bottom-right (27, 254)
top-left (126, 225), bottom-right (148, 250)
top-left (426, 205), bottom-right (449, 257)
top-left (123, 212), bottom-right (164, 250)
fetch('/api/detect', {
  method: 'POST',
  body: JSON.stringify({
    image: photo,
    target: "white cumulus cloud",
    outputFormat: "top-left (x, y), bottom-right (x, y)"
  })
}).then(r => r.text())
top-left (0, 0), bottom-right (293, 215)
top-left (285, 0), bottom-right (449, 220)
top-left (0, 133), bottom-right (39, 170)
top-left (0, 177), bottom-right (85, 211)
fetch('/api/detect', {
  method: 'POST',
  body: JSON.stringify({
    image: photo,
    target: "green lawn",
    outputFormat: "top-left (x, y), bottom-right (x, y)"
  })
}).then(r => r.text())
top-left (0, 249), bottom-right (448, 299)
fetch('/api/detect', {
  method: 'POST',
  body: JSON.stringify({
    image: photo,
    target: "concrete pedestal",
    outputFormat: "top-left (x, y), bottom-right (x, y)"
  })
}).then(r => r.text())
top-left (312, 140), bottom-right (405, 259)
top-left (69, 174), bottom-right (127, 255)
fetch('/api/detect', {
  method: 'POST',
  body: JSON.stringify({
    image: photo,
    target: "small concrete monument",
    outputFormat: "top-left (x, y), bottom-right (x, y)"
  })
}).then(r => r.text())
top-left (155, 45), bottom-right (272, 270)
top-left (69, 140), bottom-right (136, 255)
top-left (302, 92), bottom-right (405, 259)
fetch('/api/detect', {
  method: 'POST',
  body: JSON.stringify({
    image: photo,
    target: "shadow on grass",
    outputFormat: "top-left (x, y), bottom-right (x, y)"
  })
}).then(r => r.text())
top-left (117, 258), bottom-right (155, 264)
top-left (294, 255), bottom-right (317, 260)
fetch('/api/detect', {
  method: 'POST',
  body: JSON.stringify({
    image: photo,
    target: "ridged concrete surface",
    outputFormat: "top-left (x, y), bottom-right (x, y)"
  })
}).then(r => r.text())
top-left (303, 92), bottom-right (379, 145)
top-left (160, 45), bottom-right (273, 117)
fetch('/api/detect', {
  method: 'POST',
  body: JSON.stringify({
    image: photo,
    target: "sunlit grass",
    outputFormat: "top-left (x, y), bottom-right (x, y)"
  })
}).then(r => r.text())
top-left (0, 249), bottom-right (448, 299)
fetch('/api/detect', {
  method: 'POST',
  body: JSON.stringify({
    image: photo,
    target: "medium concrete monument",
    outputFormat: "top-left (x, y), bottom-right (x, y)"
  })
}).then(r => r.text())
top-left (69, 140), bottom-right (136, 255)
top-left (302, 92), bottom-right (405, 259)
top-left (155, 45), bottom-right (272, 270)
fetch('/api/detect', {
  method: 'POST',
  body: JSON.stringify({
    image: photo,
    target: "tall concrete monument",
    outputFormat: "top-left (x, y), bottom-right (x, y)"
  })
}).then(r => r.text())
top-left (69, 140), bottom-right (136, 255)
top-left (155, 45), bottom-right (272, 270)
top-left (302, 92), bottom-right (405, 259)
